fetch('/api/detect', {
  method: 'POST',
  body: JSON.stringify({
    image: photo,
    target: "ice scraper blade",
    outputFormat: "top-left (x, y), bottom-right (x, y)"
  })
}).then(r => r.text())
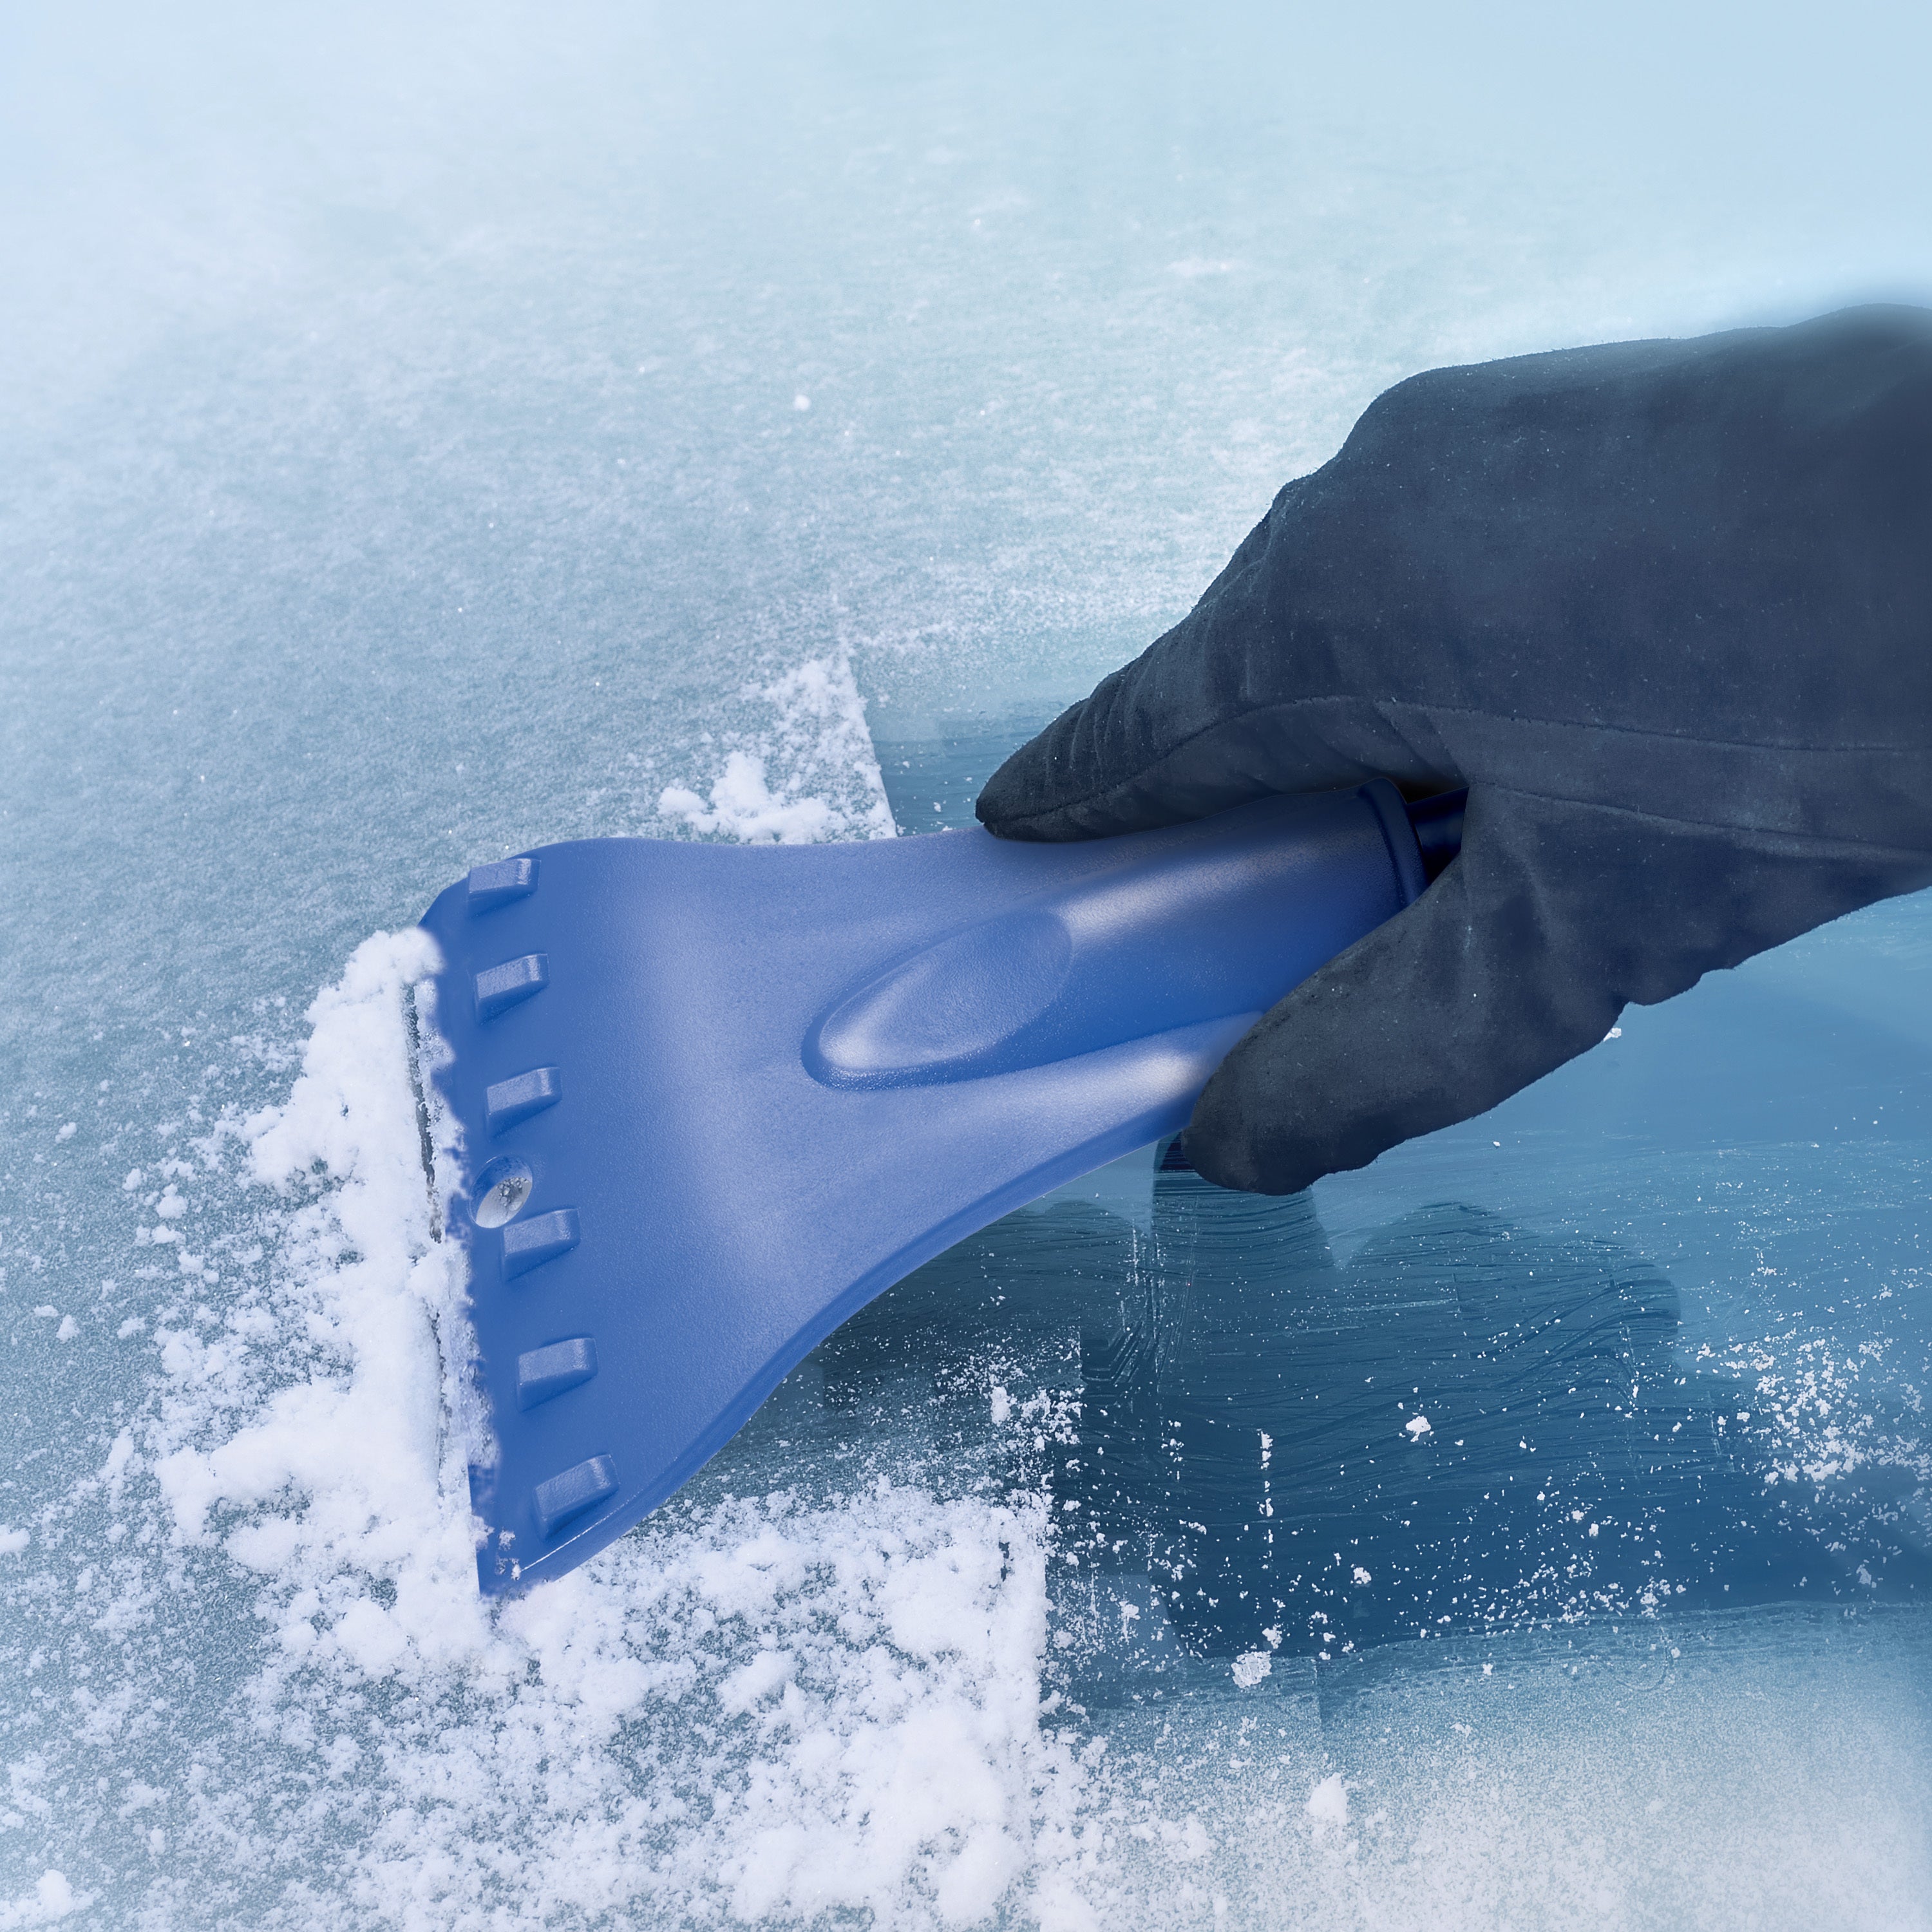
top-left (417, 779), bottom-right (1454, 1594)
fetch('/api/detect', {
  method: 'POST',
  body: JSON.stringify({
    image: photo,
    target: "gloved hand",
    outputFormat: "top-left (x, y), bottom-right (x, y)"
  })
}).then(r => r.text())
top-left (978, 306), bottom-right (1932, 1193)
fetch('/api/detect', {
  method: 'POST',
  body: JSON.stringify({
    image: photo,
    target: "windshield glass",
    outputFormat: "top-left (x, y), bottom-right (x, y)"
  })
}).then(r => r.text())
top-left (5, 5), bottom-right (1929, 1926)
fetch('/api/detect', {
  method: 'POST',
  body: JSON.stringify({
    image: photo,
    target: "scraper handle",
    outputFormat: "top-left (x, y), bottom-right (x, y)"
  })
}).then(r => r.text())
top-left (807, 780), bottom-right (1461, 1091)
top-left (426, 775), bottom-right (1468, 1596)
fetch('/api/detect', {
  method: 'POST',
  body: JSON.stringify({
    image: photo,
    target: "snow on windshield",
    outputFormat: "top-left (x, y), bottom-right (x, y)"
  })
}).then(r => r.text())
top-left (5, 3), bottom-right (1931, 1925)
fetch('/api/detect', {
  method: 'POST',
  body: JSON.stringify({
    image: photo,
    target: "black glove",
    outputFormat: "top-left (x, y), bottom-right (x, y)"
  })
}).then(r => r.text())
top-left (978, 306), bottom-right (1932, 1194)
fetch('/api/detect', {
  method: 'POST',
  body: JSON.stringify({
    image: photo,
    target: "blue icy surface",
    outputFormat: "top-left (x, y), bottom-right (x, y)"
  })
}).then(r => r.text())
top-left (5, 3), bottom-right (1932, 1927)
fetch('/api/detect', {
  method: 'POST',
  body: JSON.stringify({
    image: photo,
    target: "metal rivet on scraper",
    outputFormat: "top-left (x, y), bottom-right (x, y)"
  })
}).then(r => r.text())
top-left (533, 1454), bottom-right (618, 1538)
top-left (484, 1066), bottom-right (561, 1135)
top-left (473, 952), bottom-right (549, 1021)
top-left (515, 1336), bottom-right (598, 1409)
top-left (467, 857), bottom-right (537, 913)
top-left (501, 1208), bottom-right (580, 1279)
top-left (469, 1155), bottom-right (534, 1229)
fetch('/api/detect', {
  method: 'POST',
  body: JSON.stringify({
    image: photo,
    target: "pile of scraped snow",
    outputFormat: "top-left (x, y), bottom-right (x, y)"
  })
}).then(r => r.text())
top-left (151, 928), bottom-right (492, 1681)
top-left (133, 930), bottom-right (1091, 1929)
top-left (659, 654), bottom-right (897, 843)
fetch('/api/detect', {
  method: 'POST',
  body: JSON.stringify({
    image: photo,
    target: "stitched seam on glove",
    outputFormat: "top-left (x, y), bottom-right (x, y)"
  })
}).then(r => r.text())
top-left (1477, 782), bottom-right (1932, 860)
top-left (992, 692), bottom-right (1932, 831)
top-left (1408, 700), bottom-right (1932, 757)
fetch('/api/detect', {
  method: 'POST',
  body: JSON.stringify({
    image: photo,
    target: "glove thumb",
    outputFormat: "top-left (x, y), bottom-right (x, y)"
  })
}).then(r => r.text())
top-left (1186, 790), bottom-right (1625, 1193)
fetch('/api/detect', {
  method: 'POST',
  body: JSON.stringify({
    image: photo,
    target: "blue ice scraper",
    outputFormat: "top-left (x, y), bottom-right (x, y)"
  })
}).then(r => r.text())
top-left (417, 780), bottom-right (1463, 1593)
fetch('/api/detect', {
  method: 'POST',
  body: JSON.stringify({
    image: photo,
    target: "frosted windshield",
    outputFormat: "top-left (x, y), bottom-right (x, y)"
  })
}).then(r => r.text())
top-left (5, 5), bottom-right (1930, 1925)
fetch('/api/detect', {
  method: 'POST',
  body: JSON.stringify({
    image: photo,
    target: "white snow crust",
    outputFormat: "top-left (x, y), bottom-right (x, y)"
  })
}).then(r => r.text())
top-left (659, 656), bottom-right (896, 844)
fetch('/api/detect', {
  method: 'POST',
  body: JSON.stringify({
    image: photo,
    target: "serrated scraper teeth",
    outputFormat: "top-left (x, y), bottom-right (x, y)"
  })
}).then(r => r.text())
top-left (515, 1336), bottom-right (598, 1409)
top-left (473, 952), bottom-right (549, 1021)
top-left (533, 1454), bottom-right (618, 1537)
top-left (501, 1208), bottom-right (580, 1280)
top-left (467, 857), bottom-right (538, 912)
top-left (485, 1066), bottom-right (562, 1135)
